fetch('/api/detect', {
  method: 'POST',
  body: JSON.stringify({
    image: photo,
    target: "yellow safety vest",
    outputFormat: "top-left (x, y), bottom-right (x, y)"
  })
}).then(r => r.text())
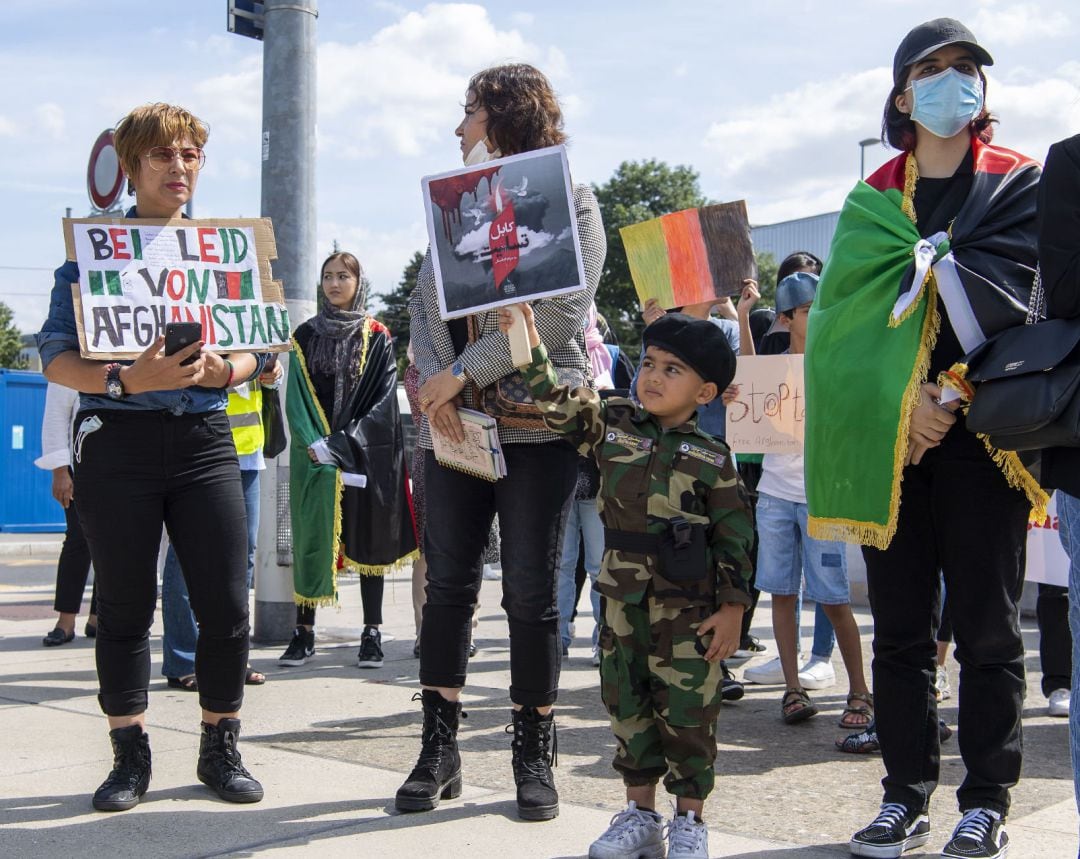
top-left (226, 382), bottom-right (264, 456)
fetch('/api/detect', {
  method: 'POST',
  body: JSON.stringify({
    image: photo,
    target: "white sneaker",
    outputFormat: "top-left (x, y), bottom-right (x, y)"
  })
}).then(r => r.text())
top-left (591, 646), bottom-right (601, 667)
top-left (1049, 688), bottom-right (1070, 717)
top-left (482, 563), bottom-right (501, 581)
top-left (798, 656), bottom-right (837, 690)
top-left (744, 656), bottom-right (785, 685)
top-left (935, 665), bottom-right (952, 701)
top-left (568, 621), bottom-right (577, 640)
top-left (666, 809), bottom-right (709, 859)
top-left (587, 801), bottom-right (665, 859)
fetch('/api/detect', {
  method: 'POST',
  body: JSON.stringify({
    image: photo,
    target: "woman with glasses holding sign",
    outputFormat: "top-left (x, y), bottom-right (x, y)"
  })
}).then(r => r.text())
top-left (36, 103), bottom-right (266, 812)
top-left (399, 63), bottom-right (605, 822)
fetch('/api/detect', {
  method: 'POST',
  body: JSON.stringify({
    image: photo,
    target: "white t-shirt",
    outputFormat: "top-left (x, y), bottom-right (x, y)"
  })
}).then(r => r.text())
top-left (757, 451), bottom-right (806, 504)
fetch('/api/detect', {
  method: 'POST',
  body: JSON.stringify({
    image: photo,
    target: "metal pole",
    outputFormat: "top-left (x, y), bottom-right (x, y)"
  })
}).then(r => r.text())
top-left (254, 0), bottom-right (318, 643)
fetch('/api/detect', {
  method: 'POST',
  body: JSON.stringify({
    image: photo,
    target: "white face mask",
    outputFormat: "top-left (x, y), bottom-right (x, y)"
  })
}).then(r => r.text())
top-left (463, 136), bottom-right (501, 166)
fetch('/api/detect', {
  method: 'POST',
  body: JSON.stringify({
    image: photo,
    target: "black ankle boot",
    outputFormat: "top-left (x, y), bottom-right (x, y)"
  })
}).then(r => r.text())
top-left (395, 689), bottom-right (463, 812)
top-left (92, 725), bottom-right (152, 812)
top-left (197, 718), bottom-right (264, 803)
top-left (508, 707), bottom-right (558, 821)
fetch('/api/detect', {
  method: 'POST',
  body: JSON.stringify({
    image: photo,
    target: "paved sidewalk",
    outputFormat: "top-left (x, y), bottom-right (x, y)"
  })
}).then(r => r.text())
top-left (0, 558), bottom-right (1075, 858)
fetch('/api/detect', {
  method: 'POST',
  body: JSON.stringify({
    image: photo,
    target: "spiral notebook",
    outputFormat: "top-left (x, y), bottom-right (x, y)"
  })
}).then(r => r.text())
top-left (431, 408), bottom-right (507, 481)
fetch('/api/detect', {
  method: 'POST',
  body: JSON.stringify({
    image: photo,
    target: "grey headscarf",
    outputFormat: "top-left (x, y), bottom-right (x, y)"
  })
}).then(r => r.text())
top-left (306, 269), bottom-right (371, 423)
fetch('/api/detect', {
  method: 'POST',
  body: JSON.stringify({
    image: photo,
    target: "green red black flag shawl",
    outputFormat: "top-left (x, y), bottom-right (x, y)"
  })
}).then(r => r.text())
top-left (805, 138), bottom-right (1047, 549)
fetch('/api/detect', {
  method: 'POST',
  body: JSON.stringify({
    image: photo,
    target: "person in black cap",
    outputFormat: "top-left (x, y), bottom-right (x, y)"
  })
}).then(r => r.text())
top-left (808, 16), bottom-right (1040, 859)
top-left (501, 302), bottom-right (752, 859)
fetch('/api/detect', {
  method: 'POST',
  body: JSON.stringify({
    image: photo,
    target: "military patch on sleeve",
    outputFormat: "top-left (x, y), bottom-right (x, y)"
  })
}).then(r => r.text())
top-left (678, 442), bottom-right (726, 467)
top-left (605, 430), bottom-right (654, 451)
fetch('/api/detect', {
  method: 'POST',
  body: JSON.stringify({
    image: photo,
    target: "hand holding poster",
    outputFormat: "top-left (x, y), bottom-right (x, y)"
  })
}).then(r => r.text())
top-left (64, 217), bottom-right (290, 359)
top-left (725, 354), bottom-right (804, 454)
top-left (621, 201), bottom-right (756, 310)
top-left (420, 145), bottom-right (588, 320)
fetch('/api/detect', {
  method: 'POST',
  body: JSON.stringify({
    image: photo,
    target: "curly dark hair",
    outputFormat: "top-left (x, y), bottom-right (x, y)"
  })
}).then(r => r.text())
top-left (467, 63), bottom-right (567, 155)
top-left (881, 65), bottom-right (995, 151)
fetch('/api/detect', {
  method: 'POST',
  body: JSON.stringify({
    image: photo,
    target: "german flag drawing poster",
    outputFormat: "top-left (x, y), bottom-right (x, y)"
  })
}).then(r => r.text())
top-left (621, 201), bottom-right (757, 309)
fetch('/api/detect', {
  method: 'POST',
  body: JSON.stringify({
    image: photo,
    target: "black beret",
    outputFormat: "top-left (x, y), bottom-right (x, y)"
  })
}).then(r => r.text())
top-left (642, 313), bottom-right (736, 389)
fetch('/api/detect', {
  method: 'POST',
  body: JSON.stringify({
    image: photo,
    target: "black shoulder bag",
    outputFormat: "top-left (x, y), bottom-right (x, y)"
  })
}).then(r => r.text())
top-left (963, 268), bottom-right (1080, 451)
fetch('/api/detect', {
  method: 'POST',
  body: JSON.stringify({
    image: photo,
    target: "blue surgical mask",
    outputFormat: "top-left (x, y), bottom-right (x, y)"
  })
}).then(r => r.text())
top-left (908, 67), bottom-right (984, 139)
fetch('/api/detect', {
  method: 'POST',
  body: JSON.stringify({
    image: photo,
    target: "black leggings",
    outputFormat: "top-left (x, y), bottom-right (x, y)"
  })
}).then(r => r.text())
top-left (74, 409), bottom-right (250, 717)
top-left (53, 483), bottom-right (97, 616)
top-left (296, 574), bottom-right (384, 627)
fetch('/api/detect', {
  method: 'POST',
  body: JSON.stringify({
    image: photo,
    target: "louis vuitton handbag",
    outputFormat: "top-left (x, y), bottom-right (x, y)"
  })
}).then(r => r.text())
top-left (466, 315), bottom-right (587, 430)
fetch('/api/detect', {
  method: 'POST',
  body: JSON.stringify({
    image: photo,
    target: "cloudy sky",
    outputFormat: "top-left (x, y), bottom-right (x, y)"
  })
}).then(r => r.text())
top-left (1, 0), bottom-right (1077, 333)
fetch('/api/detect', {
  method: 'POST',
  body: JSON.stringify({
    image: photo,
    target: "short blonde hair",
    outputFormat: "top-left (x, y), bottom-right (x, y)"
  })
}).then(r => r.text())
top-left (113, 103), bottom-right (209, 182)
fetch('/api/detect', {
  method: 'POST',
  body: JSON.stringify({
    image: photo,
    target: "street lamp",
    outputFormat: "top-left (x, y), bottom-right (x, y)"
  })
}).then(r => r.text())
top-left (859, 137), bottom-right (879, 181)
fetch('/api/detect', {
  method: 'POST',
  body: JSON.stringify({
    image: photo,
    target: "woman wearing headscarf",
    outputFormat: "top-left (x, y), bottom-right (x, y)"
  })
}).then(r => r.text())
top-left (804, 19), bottom-right (1044, 859)
top-left (280, 251), bottom-right (417, 668)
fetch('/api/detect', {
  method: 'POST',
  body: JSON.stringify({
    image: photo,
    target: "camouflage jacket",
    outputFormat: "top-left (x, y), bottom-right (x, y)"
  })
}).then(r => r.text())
top-left (524, 344), bottom-right (754, 609)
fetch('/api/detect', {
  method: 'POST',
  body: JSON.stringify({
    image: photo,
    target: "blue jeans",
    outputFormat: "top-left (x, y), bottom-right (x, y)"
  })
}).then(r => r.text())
top-left (800, 601), bottom-right (836, 660)
top-left (557, 498), bottom-right (604, 649)
top-left (1056, 490), bottom-right (1080, 813)
top-left (161, 469), bottom-right (259, 678)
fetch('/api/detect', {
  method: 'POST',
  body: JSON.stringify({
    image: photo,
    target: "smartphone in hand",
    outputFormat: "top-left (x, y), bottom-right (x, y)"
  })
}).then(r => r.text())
top-left (164, 322), bottom-right (202, 366)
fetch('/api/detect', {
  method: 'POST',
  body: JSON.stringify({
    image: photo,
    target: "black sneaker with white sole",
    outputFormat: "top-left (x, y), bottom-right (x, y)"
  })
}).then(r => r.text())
top-left (850, 802), bottom-right (930, 857)
top-left (941, 808), bottom-right (1008, 859)
top-left (720, 662), bottom-right (745, 702)
top-left (279, 626), bottom-right (315, 666)
top-left (357, 625), bottom-right (384, 668)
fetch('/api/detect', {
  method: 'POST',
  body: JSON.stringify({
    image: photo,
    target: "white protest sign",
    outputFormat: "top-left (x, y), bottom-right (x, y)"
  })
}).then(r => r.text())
top-left (64, 217), bottom-right (290, 359)
top-left (725, 354), bottom-right (804, 454)
top-left (1026, 493), bottom-right (1069, 587)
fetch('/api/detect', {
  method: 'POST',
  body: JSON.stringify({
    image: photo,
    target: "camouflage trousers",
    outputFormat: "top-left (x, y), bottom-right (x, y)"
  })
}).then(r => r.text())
top-left (597, 596), bottom-right (723, 799)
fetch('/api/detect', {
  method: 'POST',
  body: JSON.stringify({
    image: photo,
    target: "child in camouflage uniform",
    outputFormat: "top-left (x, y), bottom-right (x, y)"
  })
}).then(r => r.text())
top-left (499, 305), bottom-right (753, 859)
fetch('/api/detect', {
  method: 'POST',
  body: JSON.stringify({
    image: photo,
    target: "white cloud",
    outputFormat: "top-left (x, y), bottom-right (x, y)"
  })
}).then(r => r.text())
top-left (703, 67), bottom-right (891, 175)
top-left (971, 2), bottom-right (1071, 46)
top-left (316, 3), bottom-right (574, 158)
top-left (0, 116), bottom-right (16, 137)
top-left (35, 103), bottom-right (65, 139)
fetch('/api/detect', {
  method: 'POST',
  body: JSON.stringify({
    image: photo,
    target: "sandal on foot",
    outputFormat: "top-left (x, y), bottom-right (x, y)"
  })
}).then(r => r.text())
top-left (245, 666), bottom-right (266, 685)
top-left (836, 720), bottom-right (879, 754)
top-left (782, 687), bottom-right (818, 724)
top-left (839, 691), bottom-right (874, 729)
top-left (167, 674), bottom-right (198, 691)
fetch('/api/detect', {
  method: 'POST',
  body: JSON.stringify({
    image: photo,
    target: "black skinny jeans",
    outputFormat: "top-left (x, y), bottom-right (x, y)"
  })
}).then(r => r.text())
top-left (420, 442), bottom-right (577, 706)
top-left (53, 481), bottom-right (97, 616)
top-left (1037, 583), bottom-right (1071, 697)
top-left (863, 429), bottom-right (1028, 817)
top-left (297, 574), bottom-right (384, 627)
top-left (73, 409), bottom-right (250, 716)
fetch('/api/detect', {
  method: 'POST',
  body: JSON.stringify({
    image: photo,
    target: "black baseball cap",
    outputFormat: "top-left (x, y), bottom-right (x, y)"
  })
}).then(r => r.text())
top-left (893, 18), bottom-right (994, 85)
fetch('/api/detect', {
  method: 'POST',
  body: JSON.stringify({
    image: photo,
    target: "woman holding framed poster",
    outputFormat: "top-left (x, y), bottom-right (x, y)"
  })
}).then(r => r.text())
top-left (399, 63), bottom-right (605, 822)
top-left (36, 103), bottom-right (265, 811)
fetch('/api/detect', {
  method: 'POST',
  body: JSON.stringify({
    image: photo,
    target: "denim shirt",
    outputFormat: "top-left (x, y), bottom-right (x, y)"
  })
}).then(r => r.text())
top-left (631, 317), bottom-right (740, 441)
top-left (36, 208), bottom-right (268, 415)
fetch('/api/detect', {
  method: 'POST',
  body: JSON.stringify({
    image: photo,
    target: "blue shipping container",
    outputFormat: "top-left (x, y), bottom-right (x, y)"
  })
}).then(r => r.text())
top-left (0, 370), bottom-right (64, 532)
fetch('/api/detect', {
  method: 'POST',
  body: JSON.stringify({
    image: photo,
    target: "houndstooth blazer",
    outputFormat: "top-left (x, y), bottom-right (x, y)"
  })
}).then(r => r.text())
top-left (409, 183), bottom-right (606, 449)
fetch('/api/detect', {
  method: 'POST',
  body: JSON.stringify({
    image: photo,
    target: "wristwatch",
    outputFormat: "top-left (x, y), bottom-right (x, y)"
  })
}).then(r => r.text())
top-left (450, 358), bottom-right (469, 386)
top-left (104, 363), bottom-right (125, 400)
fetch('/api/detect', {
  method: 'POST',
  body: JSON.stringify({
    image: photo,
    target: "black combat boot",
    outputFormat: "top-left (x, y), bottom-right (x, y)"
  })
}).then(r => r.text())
top-left (395, 689), bottom-right (463, 812)
top-left (92, 724), bottom-right (152, 811)
top-left (197, 718), bottom-right (264, 803)
top-left (508, 706), bottom-right (558, 821)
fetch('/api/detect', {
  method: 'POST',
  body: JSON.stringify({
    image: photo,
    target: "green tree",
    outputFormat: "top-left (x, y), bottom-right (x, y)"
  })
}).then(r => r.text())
top-left (755, 251), bottom-right (779, 308)
top-left (592, 160), bottom-right (707, 355)
top-left (376, 250), bottom-right (424, 375)
top-left (0, 302), bottom-right (28, 369)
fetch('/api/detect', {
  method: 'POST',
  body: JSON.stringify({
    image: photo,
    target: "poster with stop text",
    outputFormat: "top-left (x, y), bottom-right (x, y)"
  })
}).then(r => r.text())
top-left (725, 354), bottom-right (804, 454)
top-left (64, 217), bottom-right (289, 360)
top-left (421, 145), bottom-right (587, 320)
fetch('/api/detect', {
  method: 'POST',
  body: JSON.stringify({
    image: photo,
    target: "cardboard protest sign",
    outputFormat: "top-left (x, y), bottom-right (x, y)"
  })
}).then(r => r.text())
top-left (1026, 493), bottom-right (1069, 587)
top-left (725, 354), bottom-right (804, 454)
top-left (64, 217), bottom-right (289, 359)
top-left (421, 145), bottom-right (587, 320)
top-left (621, 202), bottom-right (756, 310)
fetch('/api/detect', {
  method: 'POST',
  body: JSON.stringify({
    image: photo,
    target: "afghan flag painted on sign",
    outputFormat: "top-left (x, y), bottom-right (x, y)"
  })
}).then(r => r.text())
top-left (805, 138), bottom-right (1047, 549)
